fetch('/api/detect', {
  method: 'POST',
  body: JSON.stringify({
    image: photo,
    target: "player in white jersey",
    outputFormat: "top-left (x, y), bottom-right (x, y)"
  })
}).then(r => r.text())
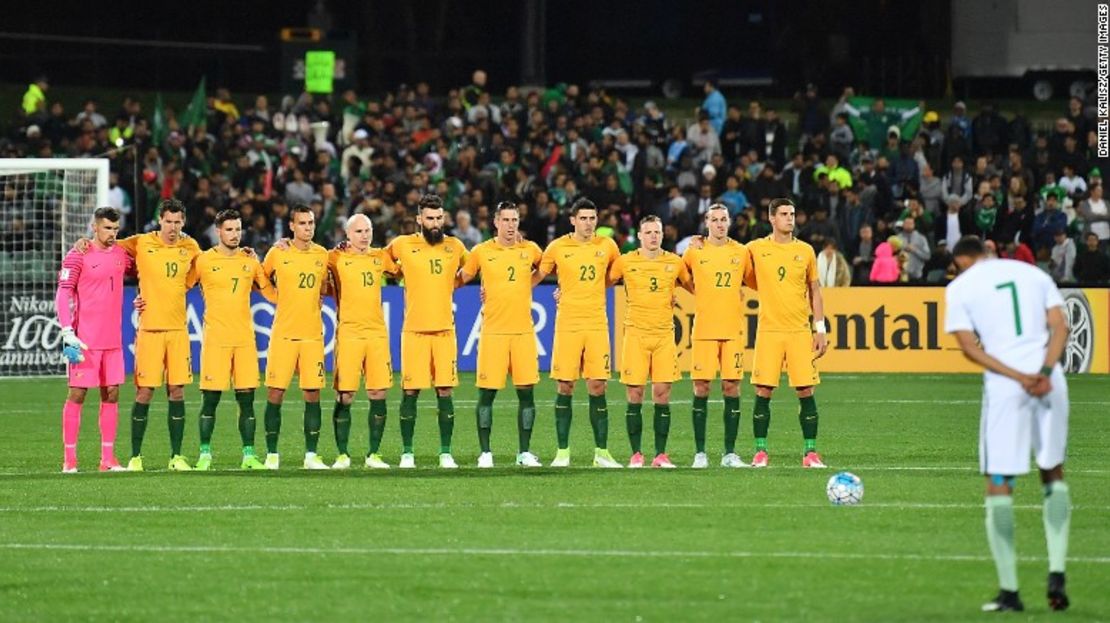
top-left (944, 236), bottom-right (1071, 613)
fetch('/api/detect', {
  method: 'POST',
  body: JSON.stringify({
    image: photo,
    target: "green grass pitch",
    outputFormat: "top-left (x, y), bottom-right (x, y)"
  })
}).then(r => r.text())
top-left (1, 373), bottom-right (1107, 621)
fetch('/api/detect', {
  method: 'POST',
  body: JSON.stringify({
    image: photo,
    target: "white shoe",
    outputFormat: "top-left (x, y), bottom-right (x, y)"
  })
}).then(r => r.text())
top-left (721, 452), bottom-right (749, 468)
top-left (264, 453), bottom-right (280, 470)
top-left (331, 454), bottom-right (351, 470)
top-left (477, 452), bottom-right (494, 468)
top-left (398, 453), bottom-right (415, 469)
top-left (516, 451), bottom-right (542, 467)
top-left (303, 453), bottom-right (330, 470)
top-left (364, 453), bottom-right (391, 469)
top-left (439, 453), bottom-right (459, 469)
top-left (592, 449), bottom-right (623, 468)
top-left (691, 452), bottom-right (709, 469)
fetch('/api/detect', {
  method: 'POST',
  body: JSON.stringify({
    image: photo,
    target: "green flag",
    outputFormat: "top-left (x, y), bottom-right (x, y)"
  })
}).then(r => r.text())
top-left (845, 96), bottom-right (922, 150)
top-left (181, 76), bottom-right (207, 130)
top-left (152, 92), bottom-right (167, 146)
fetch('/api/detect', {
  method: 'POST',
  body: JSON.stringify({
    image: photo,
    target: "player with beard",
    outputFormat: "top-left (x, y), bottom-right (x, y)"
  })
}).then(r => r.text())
top-left (385, 194), bottom-right (468, 468)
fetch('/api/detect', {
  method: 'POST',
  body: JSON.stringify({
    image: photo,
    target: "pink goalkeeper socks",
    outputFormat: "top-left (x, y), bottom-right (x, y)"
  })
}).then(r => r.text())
top-left (63, 401), bottom-right (82, 466)
top-left (99, 402), bottom-right (119, 462)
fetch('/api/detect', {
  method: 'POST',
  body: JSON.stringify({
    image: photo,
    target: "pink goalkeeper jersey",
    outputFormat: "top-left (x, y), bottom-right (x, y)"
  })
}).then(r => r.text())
top-left (55, 245), bottom-right (131, 350)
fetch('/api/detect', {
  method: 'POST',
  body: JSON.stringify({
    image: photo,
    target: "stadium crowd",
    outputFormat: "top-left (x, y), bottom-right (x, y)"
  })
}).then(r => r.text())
top-left (6, 72), bottom-right (1110, 285)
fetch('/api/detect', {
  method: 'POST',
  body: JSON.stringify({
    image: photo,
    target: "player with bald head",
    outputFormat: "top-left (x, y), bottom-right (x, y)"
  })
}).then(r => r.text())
top-left (327, 213), bottom-right (399, 469)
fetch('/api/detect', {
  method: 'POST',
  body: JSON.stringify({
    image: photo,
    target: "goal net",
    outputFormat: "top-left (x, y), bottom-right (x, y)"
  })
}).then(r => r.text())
top-left (0, 158), bottom-right (109, 377)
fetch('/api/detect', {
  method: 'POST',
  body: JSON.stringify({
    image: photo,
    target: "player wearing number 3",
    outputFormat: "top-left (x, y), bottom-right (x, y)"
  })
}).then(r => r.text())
top-left (745, 198), bottom-right (828, 468)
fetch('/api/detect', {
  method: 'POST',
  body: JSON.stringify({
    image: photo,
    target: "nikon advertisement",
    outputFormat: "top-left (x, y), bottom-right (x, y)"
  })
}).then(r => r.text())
top-left (615, 287), bottom-right (1109, 374)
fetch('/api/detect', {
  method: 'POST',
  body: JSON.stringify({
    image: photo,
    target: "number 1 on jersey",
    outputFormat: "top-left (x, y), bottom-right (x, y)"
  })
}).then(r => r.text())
top-left (995, 281), bottom-right (1023, 336)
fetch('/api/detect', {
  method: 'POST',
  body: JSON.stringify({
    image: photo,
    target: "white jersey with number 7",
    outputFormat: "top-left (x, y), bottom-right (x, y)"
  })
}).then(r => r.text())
top-left (944, 258), bottom-right (1065, 376)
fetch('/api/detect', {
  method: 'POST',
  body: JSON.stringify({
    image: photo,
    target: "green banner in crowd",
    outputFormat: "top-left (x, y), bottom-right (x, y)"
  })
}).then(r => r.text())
top-left (845, 96), bottom-right (922, 150)
top-left (305, 51), bottom-right (336, 94)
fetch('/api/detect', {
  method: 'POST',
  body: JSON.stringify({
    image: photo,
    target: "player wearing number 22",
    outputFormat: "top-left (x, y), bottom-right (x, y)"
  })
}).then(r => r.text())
top-left (458, 202), bottom-right (544, 468)
top-left (385, 194), bottom-right (467, 469)
top-left (113, 199), bottom-right (201, 472)
top-left (192, 209), bottom-right (276, 471)
top-left (260, 205), bottom-right (330, 470)
top-left (608, 215), bottom-right (692, 469)
top-left (745, 198), bottom-right (828, 468)
top-left (532, 198), bottom-right (622, 468)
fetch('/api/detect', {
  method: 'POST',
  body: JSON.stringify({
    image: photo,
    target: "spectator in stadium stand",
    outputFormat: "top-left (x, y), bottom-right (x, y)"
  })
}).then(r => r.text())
top-left (918, 162), bottom-right (943, 216)
top-left (1058, 164), bottom-right (1088, 202)
top-left (896, 216), bottom-right (930, 281)
top-left (686, 111), bottom-right (721, 167)
top-left (869, 240), bottom-right (901, 284)
top-left (814, 154), bottom-right (852, 190)
top-left (972, 102), bottom-right (1008, 158)
top-left (763, 108), bottom-right (788, 165)
top-left (973, 192), bottom-right (1000, 240)
top-left (21, 75), bottom-right (48, 119)
top-left (701, 78), bottom-right (726, 135)
top-left (1049, 228), bottom-right (1077, 283)
top-left (849, 223), bottom-right (876, 285)
top-left (817, 238), bottom-right (852, 287)
top-left (829, 112), bottom-right (854, 163)
top-left (898, 197), bottom-right (934, 239)
top-left (1078, 183), bottom-right (1110, 251)
top-left (739, 101), bottom-right (766, 158)
top-left (1033, 194), bottom-right (1068, 255)
top-left (936, 193), bottom-right (974, 251)
top-left (1074, 232), bottom-right (1110, 282)
top-left (794, 83), bottom-right (829, 148)
top-left (452, 209), bottom-right (483, 250)
top-left (461, 69), bottom-right (488, 111)
top-left (720, 105), bottom-right (743, 162)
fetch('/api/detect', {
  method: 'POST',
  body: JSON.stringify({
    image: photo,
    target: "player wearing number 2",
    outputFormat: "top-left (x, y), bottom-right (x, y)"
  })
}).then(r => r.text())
top-left (745, 198), bottom-right (828, 468)
top-left (532, 198), bottom-right (622, 468)
top-left (260, 204), bottom-right (330, 470)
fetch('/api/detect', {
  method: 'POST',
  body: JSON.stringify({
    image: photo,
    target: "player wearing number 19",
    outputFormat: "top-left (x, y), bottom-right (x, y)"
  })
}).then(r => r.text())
top-left (609, 216), bottom-right (692, 468)
top-left (327, 214), bottom-right (399, 470)
top-left (385, 194), bottom-right (467, 469)
top-left (458, 202), bottom-right (544, 468)
top-left (745, 198), bottom-right (828, 468)
top-left (192, 210), bottom-right (276, 471)
top-left (110, 199), bottom-right (201, 472)
top-left (260, 205), bottom-right (330, 470)
top-left (533, 198), bottom-right (622, 468)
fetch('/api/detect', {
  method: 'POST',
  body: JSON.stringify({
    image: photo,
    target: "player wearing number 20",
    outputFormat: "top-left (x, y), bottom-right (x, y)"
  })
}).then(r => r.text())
top-left (260, 205), bottom-right (330, 470)
top-left (192, 209), bottom-right (276, 471)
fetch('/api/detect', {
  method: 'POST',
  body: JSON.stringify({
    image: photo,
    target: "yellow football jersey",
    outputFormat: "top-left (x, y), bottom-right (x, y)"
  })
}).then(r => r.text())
top-left (328, 247), bottom-right (398, 338)
top-left (118, 232), bottom-right (201, 331)
top-left (386, 233), bottom-right (466, 333)
top-left (539, 234), bottom-right (620, 331)
top-left (195, 249), bottom-right (274, 347)
top-left (262, 243), bottom-right (329, 340)
top-left (683, 239), bottom-right (749, 340)
top-left (746, 236), bottom-right (817, 332)
top-left (609, 249), bottom-right (690, 334)
top-left (462, 239), bottom-right (542, 334)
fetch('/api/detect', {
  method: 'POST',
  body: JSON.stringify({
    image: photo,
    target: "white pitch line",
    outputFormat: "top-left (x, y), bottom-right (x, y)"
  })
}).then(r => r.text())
top-left (2, 542), bottom-right (1108, 564)
top-left (0, 501), bottom-right (1106, 513)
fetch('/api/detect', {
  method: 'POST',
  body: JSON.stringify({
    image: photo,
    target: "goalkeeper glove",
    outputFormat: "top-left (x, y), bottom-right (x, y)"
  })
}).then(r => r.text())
top-left (60, 327), bottom-right (88, 364)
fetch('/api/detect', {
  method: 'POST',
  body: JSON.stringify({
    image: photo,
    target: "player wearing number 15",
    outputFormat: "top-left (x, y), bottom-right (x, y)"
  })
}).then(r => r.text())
top-left (193, 210), bottom-right (276, 471)
top-left (111, 199), bottom-right (201, 472)
top-left (327, 214), bottom-right (399, 470)
top-left (609, 216), bottom-right (692, 469)
top-left (261, 205), bottom-right (330, 470)
top-left (533, 198), bottom-right (622, 468)
top-left (745, 198), bottom-right (828, 469)
top-left (385, 194), bottom-right (468, 469)
top-left (458, 202), bottom-right (544, 468)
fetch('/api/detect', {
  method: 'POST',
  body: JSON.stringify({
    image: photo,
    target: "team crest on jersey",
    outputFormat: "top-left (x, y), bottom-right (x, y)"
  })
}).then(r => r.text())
top-left (665, 265), bottom-right (674, 272)
top-left (793, 255), bottom-right (802, 261)
top-left (315, 261), bottom-right (324, 267)
top-left (373, 258), bottom-right (381, 266)
top-left (242, 265), bottom-right (250, 272)
top-left (595, 251), bottom-right (604, 257)
top-left (731, 258), bottom-right (741, 264)
top-left (180, 249), bottom-right (188, 256)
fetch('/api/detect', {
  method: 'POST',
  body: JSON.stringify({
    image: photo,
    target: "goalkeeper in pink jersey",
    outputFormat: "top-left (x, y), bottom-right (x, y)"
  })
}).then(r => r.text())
top-left (55, 207), bottom-right (132, 473)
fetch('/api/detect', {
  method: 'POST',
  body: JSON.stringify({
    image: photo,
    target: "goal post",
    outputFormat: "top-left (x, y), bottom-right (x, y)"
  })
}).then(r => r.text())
top-left (0, 158), bottom-right (110, 377)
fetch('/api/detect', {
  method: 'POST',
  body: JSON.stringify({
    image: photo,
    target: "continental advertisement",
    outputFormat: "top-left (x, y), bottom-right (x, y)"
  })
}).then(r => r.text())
top-left (614, 287), bottom-right (1109, 374)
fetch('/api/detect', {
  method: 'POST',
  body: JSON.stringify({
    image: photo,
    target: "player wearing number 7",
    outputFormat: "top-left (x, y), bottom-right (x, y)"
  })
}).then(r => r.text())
top-left (457, 202), bottom-right (544, 468)
top-left (192, 209), bottom-right (276, 470)
top-left (745, 198), bottom-right (828, 468)
top-left (260, 205), bottom-right (331, 470)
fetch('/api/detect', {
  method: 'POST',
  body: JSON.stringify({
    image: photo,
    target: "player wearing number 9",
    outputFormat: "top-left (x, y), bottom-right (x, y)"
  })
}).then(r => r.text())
top-left (260, 205), bottom-right (331, 470)
top-left (192, 209), bottom-right (276, 471)
top-left (744, 198), bottom-right (828, 469)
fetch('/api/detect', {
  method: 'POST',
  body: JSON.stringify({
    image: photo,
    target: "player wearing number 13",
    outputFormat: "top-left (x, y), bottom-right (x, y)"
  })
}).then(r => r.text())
top-left (745, 198), bottom-right (828, 469)
top-left (261, 205), bottom-right (330, 470)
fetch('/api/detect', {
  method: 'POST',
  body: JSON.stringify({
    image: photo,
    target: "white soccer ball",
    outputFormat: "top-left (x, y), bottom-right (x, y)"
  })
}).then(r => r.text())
top-left (826, 471), bottom-right (864, 505)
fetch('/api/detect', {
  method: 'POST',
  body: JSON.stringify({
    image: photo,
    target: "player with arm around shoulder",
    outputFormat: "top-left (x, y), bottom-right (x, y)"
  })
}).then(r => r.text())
top-left (945, 236), bottom-right (1072, 613)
